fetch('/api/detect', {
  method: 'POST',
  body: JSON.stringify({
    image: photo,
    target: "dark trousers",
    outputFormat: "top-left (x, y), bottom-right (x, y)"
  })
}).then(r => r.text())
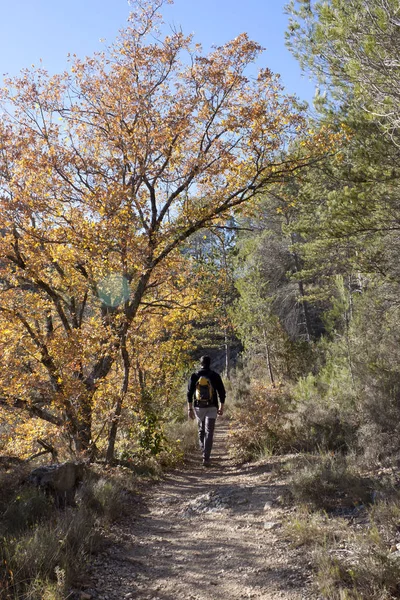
top-left (196, 412), bottom-right (216, 460)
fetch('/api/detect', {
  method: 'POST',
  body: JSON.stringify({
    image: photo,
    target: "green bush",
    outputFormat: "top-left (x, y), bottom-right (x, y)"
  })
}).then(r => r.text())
top-left (290, 353), bottom-right (358, 453)
top-left (344, 286), bottom-right (400, 463)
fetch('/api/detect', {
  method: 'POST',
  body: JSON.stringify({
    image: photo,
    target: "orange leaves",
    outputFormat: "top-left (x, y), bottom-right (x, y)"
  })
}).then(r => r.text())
top-left (0, 0), bottom-right (310, 455)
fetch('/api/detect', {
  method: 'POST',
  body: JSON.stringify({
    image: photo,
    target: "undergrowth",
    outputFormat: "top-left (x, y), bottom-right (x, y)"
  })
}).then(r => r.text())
top-left (228, 381), bottom-right (294, 462)
top-left (0, 464), bottom-right (134, 600)
top-left (285, 453), bottom-right (400, 599)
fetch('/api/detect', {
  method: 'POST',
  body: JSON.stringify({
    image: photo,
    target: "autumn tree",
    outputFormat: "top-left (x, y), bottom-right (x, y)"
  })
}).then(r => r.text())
top-left (0, 0), bottom-right (310, 459)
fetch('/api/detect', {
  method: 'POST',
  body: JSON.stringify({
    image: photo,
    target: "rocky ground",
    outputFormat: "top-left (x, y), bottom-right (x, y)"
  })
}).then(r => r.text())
top-left (81, 421), bottom-right (318, 600)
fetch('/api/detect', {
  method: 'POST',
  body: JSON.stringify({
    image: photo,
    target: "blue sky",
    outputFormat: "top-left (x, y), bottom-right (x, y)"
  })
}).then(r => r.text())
top-left (0, 0), bottom-right (315, 103)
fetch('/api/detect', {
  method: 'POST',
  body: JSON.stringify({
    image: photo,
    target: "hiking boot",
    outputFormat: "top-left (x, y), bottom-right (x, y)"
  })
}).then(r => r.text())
top-left (202, 458), bottom-right (211, 467)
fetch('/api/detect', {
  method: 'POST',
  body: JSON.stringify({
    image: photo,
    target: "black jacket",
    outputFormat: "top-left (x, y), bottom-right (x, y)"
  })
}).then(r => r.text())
top-left (187, 368), bottom-right (226, 407)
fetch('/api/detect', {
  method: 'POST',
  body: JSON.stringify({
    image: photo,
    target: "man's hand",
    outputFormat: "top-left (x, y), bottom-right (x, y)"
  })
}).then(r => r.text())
top-left (217, 406), bottom-right (224, 416)
top-left (188, 406), bottom-right (195, 420)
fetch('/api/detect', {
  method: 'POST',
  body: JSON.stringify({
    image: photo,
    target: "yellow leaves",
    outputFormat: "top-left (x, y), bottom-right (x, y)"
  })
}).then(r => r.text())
top-left (4, 419), bottom-right (59, 459)
top-left (0, 0), bottom-right (311, 456)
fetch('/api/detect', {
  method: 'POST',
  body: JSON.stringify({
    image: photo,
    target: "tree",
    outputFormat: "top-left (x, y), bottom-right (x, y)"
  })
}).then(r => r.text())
top-left (231, 212), bottom-right (316, 384)
top-left (285, 0), bottom-right (400, 296)
top-left (286, 0), bottom-right (400, 141)
top-left (0, 0), bottom-right (309, 458)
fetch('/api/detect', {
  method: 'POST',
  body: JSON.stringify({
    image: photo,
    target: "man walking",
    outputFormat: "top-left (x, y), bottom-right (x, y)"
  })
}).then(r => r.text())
top-left (187, 355), bottom-right (226, 467)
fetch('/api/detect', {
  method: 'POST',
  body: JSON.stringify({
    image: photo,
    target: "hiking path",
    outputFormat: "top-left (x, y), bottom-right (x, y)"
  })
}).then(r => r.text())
top-left (85, 420), bottom-right (317, 600)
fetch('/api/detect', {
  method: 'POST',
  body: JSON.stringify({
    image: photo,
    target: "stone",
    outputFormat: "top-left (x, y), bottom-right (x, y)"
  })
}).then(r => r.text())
top-left (263, 521), bottom-right (280, 530)
top-left (27, 461), bottom-right (85, 507)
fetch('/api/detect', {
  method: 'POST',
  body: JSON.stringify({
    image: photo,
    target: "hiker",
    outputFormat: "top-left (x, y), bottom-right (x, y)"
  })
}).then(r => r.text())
top-left (187, 355), bottom-right (226, 467)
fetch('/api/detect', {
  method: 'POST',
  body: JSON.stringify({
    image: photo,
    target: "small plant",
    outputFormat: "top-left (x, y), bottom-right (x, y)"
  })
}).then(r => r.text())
top-left (313, 521), bottom-right (400, 599)
top-left (79, 477), bottom-right (126, 522)
top-left (164, 418), bottom-right (198, 457)
top-left (138, 413), bottom-right (166, 457)
top-left (0, 505), bottom-right (97, 598)
top-left (1, 487), bottom-right (54, 536)
top-left (286, 506), bottom-right (346, 548)
top-left (286, 488), bottom-right (400, 598)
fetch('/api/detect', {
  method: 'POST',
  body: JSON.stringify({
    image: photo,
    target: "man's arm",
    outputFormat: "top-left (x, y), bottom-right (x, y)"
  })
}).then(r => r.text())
top-left (187, 374), bottom-right (196, 419)
top-left (214, 373), bottom-right (226, 415)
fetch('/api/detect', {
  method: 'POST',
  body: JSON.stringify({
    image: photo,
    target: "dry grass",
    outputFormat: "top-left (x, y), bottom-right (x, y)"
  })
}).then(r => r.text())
top-left (0, 462), bottom-right (131, 599)
top-left (286, 506), bottom-right (347, 548)
top-left (1, 505), bottom-right (99, 599)
top-left (289, 453), bottom-right (374, 511)
top-left (228, 383), bottom-right (294, 462)
top-left (164, 417), bottom-right (198, 457)
top-left (285, 467), bottom-right (400, 599)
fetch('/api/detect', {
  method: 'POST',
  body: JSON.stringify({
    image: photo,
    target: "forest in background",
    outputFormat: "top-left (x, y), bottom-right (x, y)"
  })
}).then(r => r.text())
top-left (2, 1), bottom-right (400, 598)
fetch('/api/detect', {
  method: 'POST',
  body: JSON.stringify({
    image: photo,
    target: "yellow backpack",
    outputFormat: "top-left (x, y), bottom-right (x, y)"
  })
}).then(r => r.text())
top-left (195, 375), bottom-right (213, 406)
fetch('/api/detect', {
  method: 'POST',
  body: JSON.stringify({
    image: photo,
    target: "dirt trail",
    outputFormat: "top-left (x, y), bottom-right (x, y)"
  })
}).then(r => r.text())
top-left (87, 421), bottom-right (316, 600)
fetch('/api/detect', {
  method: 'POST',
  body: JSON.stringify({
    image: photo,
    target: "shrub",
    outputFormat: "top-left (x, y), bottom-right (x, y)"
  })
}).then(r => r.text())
top-left (290, 357), bottom-right (358, 453)
top-left (0, 464), bottom-right (31, 514)
top-left (224, 367), bottom-right (252, 408)
top-left (349, 286), bottom-right (400, 463)
top-left (228, 382), bottom-right (294, 462)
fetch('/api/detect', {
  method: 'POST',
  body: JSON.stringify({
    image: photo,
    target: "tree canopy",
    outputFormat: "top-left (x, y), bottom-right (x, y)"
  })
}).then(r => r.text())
top-left (0, 0), bottom-right (310, 459)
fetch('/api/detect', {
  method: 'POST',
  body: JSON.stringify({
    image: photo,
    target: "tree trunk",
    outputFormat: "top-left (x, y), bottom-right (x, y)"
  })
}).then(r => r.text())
top-left (224, 327), bottom-right (231, 380)
top-left (262, 328), bottom-right (275, 387)
top-left (73, 401), bottom-right (92, 454)
top-left (106, 333), bottom-right (130, 464)
top-left (290, 238), bottom-right (313, 342)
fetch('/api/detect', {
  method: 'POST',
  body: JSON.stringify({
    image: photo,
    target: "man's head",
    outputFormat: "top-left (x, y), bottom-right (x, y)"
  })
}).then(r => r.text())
top-left (200, 355), bottom-right (211, 369)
